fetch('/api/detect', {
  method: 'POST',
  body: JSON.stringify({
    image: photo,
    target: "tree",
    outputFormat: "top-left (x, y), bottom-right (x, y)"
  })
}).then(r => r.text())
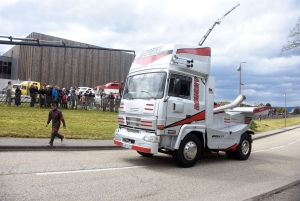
top-left (281, 17), bottom-right (300, 55)
top-left (266, 103), bottom-right (271, 108)
top-left (292, 108), bottom-right (300, 114)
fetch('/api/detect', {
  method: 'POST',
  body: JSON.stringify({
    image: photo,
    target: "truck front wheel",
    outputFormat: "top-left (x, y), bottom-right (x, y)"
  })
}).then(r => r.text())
top-left (173, 134), bottom-right (201, 168)
top-left (235, 134), bottom-right (252, 160)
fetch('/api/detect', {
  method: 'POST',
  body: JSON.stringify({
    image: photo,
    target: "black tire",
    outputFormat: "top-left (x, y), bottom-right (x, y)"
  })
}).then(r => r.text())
top-left (235, 134), bottom-right (252, 160)
top-left (225, 151), bottom-right (237, 159)
top-left (173, 134), bottom-right (201, 168)
top-left (137, 151), bottom-right (154, 157)
top-left (245, 130), bottom-right (254, 135)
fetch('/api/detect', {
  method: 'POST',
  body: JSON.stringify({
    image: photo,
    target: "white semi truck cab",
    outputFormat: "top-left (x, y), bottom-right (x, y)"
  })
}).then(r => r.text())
top-left (114, 44), bottom-right (268, 167)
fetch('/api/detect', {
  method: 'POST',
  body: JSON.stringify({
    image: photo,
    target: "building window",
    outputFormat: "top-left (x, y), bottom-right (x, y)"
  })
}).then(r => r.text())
top-left (0, 60), bottom-right (12, 79)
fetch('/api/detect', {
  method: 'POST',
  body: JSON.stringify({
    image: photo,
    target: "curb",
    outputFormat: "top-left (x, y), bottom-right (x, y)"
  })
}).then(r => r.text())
top-left (0, 146), bottom-right (123, 152)
top-left (252, 125), bottom-right (300, 140)
top-left (244, 179), bottom-right (300, 201)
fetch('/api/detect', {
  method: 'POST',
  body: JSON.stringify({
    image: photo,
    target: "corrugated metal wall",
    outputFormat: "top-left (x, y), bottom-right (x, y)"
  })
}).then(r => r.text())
top-left (7, 32), bottom-right (134, 89)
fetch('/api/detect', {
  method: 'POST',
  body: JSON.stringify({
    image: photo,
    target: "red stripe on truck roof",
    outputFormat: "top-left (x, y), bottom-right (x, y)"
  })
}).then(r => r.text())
top-left (253, 106), bottom-right (269, 114)
top-left (176, 47), bottom-right (211, 56)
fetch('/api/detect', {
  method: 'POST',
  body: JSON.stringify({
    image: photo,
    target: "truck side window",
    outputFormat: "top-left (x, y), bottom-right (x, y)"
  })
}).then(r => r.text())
top-left (168, 74), bottom-right (191, 99)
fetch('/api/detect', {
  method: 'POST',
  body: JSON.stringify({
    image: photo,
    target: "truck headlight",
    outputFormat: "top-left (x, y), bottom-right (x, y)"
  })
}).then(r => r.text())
top-left (143, 135), bottom-right (160, 143)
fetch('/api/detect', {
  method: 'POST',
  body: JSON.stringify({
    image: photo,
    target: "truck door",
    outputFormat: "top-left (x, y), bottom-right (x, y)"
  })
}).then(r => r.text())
top-left (165, 74), bottom-right (194, 134)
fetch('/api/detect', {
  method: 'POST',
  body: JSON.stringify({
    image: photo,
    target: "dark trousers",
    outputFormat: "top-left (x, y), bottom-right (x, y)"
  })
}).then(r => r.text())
top-left (40, 98), bottom-right (46, 108)
top-left (46, 96), bottom-right (52, 107)
top-left (30, 94), bottom-right (36, 107)
top-left (49, 128), bottom-right (64, 146)
top-left (62, 103), bottom-right (68, 109)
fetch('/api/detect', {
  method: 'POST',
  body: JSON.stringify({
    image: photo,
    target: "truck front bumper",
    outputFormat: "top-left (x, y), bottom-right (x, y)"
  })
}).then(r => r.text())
top-left (114, 128), bottom-right (159, 154)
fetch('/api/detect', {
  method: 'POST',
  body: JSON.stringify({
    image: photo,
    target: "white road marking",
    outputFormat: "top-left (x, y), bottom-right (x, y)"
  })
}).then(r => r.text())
top-left (36, 165), bottom-right (146, 175)
top-left (270, 145), bottom-right (285, 150)
top-left (252, 150), bottom-right (264, 153)
top-left (252, 137), bottom-right (299, 153)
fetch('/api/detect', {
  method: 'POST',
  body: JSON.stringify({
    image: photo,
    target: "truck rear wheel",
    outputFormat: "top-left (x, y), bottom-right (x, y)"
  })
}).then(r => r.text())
top-left (235, 134), bottom-right (252, 160)
top-left (173, 134), bottom-right (201, 168)
top-left (137, 151), bottom-right (154, 157)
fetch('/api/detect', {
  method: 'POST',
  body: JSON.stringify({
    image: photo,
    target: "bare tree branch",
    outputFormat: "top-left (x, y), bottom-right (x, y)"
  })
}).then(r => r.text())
top-left (281, 17), bottom-right (300, 55)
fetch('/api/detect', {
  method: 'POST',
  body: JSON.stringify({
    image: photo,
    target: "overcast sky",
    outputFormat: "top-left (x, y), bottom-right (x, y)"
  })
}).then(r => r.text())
top-left (1, 0), bottom-right (299, 107)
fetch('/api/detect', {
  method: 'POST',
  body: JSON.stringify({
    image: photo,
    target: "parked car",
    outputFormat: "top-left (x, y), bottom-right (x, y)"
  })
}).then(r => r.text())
top-left (77, 87), bottom-right (94, 95)
top-left (12, 84), bottom-right (22, 93)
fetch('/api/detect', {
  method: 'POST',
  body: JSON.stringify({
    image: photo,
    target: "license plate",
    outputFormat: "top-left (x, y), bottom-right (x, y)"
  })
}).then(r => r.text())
top-left (122, 143), bottom-right (132, 149)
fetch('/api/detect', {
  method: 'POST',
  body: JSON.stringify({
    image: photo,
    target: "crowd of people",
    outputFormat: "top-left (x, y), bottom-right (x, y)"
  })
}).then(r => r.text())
top-left (3, 82), bottom-right (121, 112)
top-left (36, 84), bottom-right (121, 111)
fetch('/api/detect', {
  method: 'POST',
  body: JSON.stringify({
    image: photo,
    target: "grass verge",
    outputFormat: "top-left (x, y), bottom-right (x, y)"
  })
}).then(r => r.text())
top-left (0, 106), bottom-right (299, 139)
top-left (0, 106), bottom-right (118, 139)
top-left (251, 117), bottom-right (300, 133)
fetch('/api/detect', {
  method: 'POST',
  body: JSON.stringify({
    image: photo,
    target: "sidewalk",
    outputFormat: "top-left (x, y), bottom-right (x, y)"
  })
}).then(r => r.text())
top-left (0, 138), bottom-right (121, 151)
top-left (0, 125), bottom-right (299, 151)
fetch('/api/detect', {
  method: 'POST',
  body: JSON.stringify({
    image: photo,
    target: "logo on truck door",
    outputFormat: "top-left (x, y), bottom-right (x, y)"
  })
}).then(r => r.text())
top-left (194, 77), bottom-right (200, 111)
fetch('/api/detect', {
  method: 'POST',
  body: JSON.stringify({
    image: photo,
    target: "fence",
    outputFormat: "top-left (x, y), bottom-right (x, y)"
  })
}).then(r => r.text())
top-left (253, 113), bottom-right (300, 120)
top-left (0, 95), bottom-right (121, 113)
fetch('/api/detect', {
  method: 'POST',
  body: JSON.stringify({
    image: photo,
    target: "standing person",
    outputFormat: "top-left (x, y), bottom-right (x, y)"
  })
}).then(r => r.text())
top-left (38, 85), bottom-right (46, 108)
top-left (58, 88), bottom-right (63, 108)
top-left (74, 87), bottom-right (79, 110)
top-left (119, 81), bottom-right (124, 99)
top-left (69, 87), bottom-right (74, 109)
top-left (80, 92), bottom-right (87, 110)
top-left (258, 114), bottom-right (262, 122)
top-left (15, 86), bottom-right (22, 106)
top-left (4, 81), bottom-right (13, 106)
top-left (29, 84), bottom-right (38, 107)
top-left (46, 103), bottom-right (66, 146)
top-left (52, 85), bottom-right (59, 106)
top-left (62, 93), bottom-right (68, 109)
top-left (45, 85), bottom-right (53, 108)
top-left (108, 92), bottom-right (115, 112)
top-left (94, 92), bottom-right (101, 111)
top-left (70, 87), bottom-right (76, 109)
top-left (87, 90), bottom-right (95, 110)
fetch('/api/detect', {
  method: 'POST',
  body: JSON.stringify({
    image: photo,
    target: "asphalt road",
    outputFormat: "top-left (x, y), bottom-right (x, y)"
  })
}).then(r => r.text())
top-left (0, 127), bottom-right (299, 201)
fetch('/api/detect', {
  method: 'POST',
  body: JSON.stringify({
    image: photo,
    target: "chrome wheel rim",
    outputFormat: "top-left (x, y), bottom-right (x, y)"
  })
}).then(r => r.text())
top-left (241, 140), bottom-right (250, 155)
top-left (183, 141), bottom-right (198, 160)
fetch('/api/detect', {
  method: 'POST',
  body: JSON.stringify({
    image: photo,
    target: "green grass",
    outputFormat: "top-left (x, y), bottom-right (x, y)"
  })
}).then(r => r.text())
top-left (0, 105), bottom-right (299, 139)
top-left (0, 106), bottom-right (118, 139)
top-left (251, 117), bottom-right (300, 133)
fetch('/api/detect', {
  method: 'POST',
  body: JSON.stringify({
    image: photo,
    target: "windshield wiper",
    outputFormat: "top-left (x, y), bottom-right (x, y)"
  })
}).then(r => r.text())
top-left (141, 90), bottom-right (156, 100)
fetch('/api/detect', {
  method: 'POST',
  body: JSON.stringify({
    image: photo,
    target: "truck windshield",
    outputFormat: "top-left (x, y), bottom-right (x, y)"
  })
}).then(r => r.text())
top-left (123, 72), bottom-right (167, 99)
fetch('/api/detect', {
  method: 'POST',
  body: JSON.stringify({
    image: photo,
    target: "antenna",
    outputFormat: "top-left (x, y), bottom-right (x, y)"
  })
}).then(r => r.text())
top-left (198, 4), bottom-right (240, 46)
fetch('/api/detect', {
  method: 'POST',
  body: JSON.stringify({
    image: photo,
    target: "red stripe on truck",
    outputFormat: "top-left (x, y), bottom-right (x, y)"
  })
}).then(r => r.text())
top-left (134, 54), bottom-right (170, 67)
top-left (176, 47), bottom-right (211, 56)
top-left (253, 106), bottom-right (269, 114)
top-left (114, 140), bottom-right (122, 146)
top-left (132, 145), bottom-right (151, 153)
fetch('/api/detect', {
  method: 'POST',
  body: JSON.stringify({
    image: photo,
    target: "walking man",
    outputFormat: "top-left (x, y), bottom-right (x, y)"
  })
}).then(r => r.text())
top-left (46, 103), bottom-right (66, 146)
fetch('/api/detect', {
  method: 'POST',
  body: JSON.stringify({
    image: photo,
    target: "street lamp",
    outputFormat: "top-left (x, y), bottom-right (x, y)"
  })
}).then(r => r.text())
top-left (237, 62), bottom-right (246, 95)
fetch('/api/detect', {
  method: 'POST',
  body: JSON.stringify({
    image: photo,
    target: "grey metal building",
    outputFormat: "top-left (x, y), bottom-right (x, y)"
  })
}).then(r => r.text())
top-left (1, 32), bottom-right (135, 89)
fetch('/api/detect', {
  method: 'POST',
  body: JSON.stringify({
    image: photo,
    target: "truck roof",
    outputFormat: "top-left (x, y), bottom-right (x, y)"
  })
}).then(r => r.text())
top-left (130, 44), bottom-right (211, 76)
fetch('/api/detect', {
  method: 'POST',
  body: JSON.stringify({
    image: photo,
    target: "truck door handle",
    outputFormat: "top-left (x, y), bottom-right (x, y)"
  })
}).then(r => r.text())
top-left (186, 115), bottom-right (192, 119)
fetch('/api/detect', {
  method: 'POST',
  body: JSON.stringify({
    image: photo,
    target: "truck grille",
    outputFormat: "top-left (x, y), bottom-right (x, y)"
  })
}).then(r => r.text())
top-left (126, 117), bottom-right (141, 126)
